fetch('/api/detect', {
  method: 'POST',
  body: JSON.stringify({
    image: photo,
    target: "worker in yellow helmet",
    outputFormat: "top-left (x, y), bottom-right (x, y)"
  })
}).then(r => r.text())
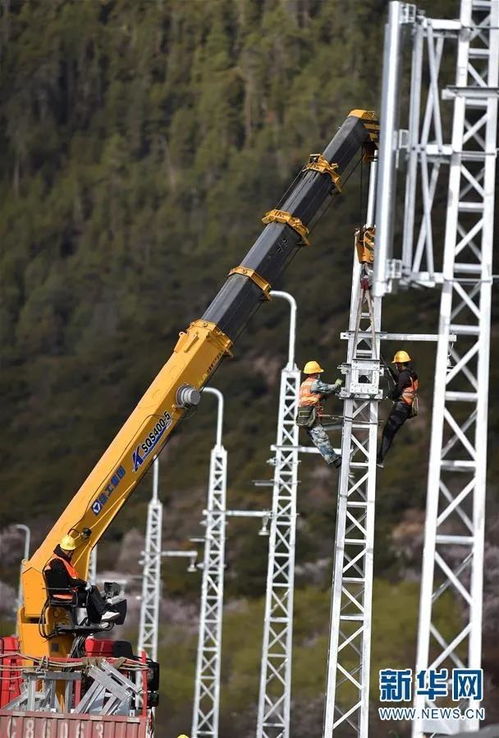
top-left (377, 350), bottom-right (419, 468)
top-left (296, 360), bottom-right (343, 468)
top-left (43, 534), bottom-right (119, 623)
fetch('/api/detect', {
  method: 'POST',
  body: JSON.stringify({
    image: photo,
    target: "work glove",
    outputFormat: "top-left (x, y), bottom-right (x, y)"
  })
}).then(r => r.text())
top-left (333, 378), bottom-right (343, 394)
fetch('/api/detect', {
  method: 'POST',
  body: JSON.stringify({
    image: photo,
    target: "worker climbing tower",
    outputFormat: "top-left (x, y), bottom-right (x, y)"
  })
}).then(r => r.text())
top-left (192, 388), bottom-right (228, 738)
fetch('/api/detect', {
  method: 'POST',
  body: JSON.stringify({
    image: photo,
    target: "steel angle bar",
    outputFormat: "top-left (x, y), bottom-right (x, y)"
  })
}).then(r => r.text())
top-left (257, 294), bottom-right (300, 738)
top-left (413, 1), bottom-right (498, 733)
top-left (193, 388), bottom-right (227, 738)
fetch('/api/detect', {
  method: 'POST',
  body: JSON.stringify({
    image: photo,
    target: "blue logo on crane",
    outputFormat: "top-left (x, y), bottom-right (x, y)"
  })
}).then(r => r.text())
top-left (132, 412), bottom-right (172, 472)
top-left (92, 500), bottom-right (103, 515)
top-left (91, 465), bottom-right (126, 516)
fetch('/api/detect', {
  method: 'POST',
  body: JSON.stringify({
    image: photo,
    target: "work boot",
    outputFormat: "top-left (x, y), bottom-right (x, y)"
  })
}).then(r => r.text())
top-left (330, 457), bottom-right (355, 481)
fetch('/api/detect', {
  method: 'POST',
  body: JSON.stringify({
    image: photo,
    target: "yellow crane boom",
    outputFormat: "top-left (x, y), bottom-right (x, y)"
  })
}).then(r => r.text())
top-left (18, 109), bottom-right (378, 658)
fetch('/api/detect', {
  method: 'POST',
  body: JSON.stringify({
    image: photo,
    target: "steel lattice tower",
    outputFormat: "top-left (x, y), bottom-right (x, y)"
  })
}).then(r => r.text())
top-left (137, 457), bottom-right (163, 661)
top-left (323, 161), bottom-right (381, 738)
top-left (192, 388), bottom-right (227, 738)
top-left (257, 292), bottom-right (300, 738)
top-left (412, 2), bottom-right (498, 734)
top-left (367, 1), bottom-right (497, 733)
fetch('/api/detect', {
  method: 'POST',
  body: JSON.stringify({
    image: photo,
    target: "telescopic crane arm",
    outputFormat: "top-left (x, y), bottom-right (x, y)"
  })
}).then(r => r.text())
top-left (19, 110), bottom-right (378, 658)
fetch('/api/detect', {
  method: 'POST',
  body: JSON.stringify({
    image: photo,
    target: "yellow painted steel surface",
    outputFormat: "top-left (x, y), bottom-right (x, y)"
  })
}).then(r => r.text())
top-left (18, 320), bottom-right (232, 658)
top-left (355, 226), bottom-right (375, 264)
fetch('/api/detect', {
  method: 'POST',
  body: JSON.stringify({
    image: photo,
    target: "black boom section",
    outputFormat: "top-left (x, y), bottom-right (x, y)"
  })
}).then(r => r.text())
top-left (202, 111), bottom-right (378, 341)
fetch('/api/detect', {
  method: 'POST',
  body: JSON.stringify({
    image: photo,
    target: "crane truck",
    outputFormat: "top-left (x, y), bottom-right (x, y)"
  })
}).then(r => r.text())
top-left (0, 109), bottom-right (378, 735)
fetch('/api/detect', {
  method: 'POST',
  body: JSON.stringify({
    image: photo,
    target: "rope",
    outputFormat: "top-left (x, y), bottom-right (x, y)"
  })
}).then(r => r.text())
top-left (0, 652), bottom-right (148, 671)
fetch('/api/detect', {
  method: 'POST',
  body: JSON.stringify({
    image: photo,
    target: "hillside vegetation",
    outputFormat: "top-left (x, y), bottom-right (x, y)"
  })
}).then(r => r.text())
top-left (1, 1), bottom-right (498, 736)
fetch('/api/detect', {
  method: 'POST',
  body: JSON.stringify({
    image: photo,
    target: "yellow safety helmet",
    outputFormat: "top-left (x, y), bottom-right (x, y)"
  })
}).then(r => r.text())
top-left (392, 350), bottom-right (411, 364)
top-left (59, 534), bottom-right (77, 551)
top-left (303, 360), bottom-right (324, 374)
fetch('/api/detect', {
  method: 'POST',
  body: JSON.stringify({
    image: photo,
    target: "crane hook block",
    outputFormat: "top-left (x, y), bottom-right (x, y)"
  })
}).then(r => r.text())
top-left (176, 384), bottom-right (201, 409)
top-left (261, 209), bottom-right (311, 246)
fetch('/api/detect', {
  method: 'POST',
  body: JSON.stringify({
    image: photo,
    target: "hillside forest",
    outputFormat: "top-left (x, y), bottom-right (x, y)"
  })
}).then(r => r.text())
top-left (0, 1), bottom-right (498, 737)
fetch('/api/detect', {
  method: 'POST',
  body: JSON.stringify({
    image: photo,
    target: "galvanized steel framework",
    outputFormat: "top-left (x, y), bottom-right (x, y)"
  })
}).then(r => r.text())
top-left (192, 388), bottom-right (227, 738)
top-left (370, 1), bottom-right (497, 735)
top-left (323, 160), bottom-right (381, 738)
top-left (257, 291), bottom-right (300, 738)
top-left (137, 457), bottom-right (163, 662)
top-left (411, 2), bottom-right (498, 735)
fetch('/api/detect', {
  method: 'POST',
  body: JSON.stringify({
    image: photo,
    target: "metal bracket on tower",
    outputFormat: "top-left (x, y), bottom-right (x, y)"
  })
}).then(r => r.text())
top-left (339, 359), bottom-right (383, 399)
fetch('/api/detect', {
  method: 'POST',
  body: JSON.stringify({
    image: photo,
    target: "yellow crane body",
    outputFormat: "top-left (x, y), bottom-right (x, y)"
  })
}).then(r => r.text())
top-left (17, 110), bottom-right (379, 661)
top-left (19, 320), bottom-right (231, 657)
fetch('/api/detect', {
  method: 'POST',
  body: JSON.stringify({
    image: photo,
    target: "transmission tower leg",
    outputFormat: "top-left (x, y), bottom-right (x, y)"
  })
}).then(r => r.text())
top-left (413, 2), bottom-right (498, 735)
top-left (192, 442), bottom-right (227, 738)
top-left (323, 157), bottom-right (381, 738)
top-left (138, 457), bottom-right (163, 662)
top-left (256, 363), bottom-right (300, 738)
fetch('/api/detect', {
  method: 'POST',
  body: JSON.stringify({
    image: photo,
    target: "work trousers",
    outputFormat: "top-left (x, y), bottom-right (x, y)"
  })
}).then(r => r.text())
top-left (85, 585), bottom-right (109, 622)
top-left (52, 585), bottom-right (109, 623)
top-left (306, 423), bottom-right (341, 466)
top-left (378, 401), bottom-right (412, 463)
